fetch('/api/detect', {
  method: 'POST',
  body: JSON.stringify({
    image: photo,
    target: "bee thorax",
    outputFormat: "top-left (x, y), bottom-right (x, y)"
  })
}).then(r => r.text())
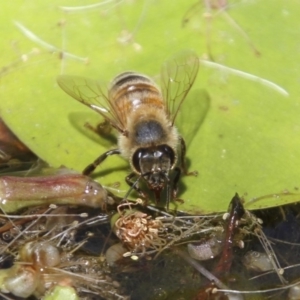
top-left (118, 106), bottom-right (179, 160)
top-left (134, 120), bottom-right (165, 145)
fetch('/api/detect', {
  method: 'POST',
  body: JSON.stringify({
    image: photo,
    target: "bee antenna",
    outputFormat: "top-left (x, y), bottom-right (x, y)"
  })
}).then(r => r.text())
top-left (141, 171), bottom-right (151, 178)
top-left (163, 172), bottom-right (170, 183)
top-left (123, 175), bottom-right (142, 201)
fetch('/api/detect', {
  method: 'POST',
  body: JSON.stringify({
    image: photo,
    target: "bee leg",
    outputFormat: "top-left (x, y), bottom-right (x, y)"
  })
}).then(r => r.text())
top-left (171, 167), bottom-right (184, 205)
top-left (179, 136), bottom-right (198, 176)
top-left (172, 167), bottom-right (181, 199)
top-left (85, 119), bottom-right (112, 136)
top-left (125, 172), bottom-right (147, 199)
top-left (83, 149), bottom-right (121, 176)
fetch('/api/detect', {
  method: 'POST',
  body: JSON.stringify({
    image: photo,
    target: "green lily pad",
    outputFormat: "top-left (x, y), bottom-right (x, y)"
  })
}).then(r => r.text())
top-left (0, 0), bottom-right (300, 213)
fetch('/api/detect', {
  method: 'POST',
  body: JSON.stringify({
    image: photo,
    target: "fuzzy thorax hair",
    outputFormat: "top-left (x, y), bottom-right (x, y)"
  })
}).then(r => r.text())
top-left (118, 105), bottom-right (179, 160)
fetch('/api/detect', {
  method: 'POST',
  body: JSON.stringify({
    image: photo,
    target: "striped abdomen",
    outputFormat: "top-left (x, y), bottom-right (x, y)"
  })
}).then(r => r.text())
top-left (109, 72), bottom-right (165, 126)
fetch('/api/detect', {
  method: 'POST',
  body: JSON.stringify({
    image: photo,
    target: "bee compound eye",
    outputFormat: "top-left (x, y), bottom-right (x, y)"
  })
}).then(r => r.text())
top-left (158, 145), bottom-right (175, 166)
top-left (132, 149), bottom-right (144, 173)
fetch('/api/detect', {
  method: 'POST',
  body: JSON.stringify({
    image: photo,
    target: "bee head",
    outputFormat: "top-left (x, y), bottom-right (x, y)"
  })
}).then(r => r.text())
top-left (132, 145), bottom-right (175, 190)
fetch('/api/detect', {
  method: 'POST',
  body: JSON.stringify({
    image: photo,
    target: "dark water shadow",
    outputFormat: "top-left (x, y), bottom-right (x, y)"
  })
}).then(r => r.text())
top-left (68, 111), bottom-right (117, 147)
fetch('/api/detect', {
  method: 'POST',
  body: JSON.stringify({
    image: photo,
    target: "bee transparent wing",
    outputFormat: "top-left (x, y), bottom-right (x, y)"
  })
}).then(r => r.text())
top-left (57, 75), bottom-right (125, 133)
top-left (176, 88), bottom-right (210, 147)
top-left (161, 50), bottom-right (199, 126)
top-left (181, 2), bottom-right (202, 26)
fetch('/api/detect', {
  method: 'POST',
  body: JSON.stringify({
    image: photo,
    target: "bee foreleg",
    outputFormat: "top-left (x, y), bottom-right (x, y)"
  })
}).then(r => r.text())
top-left (83, 148), bottom-right (121, 176)
top-left (172, 167), bottom-right (180, 198)
top-left (179, 136), bottom-right (198, 176)
top-left (169, 167), bottom-right (184, 209)
top-left (125, 172), bottom-right (147, 199)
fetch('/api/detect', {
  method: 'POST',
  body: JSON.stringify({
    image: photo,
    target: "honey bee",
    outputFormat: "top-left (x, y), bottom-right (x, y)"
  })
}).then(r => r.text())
top-left (57, 50), bottom-right (208, 209)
